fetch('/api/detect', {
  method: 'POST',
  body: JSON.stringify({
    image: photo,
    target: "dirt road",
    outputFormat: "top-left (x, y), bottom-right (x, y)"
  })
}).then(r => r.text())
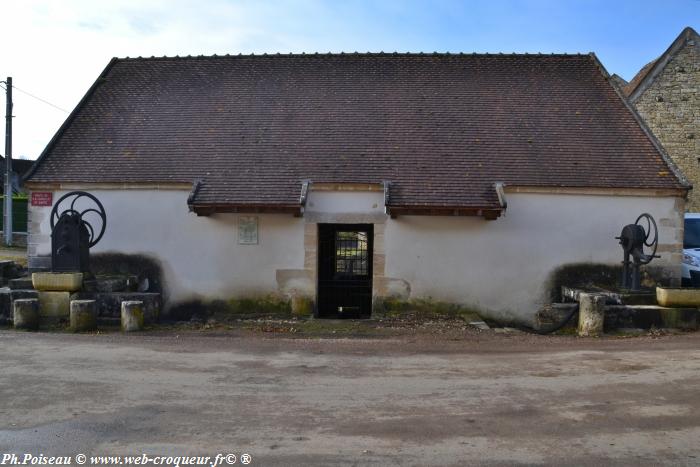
top-left (1, 329), bottom-right (700, 466)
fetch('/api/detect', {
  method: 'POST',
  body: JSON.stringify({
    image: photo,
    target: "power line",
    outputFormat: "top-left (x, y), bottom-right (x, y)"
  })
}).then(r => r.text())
top-left (10, 84), bottom-right (69, 113)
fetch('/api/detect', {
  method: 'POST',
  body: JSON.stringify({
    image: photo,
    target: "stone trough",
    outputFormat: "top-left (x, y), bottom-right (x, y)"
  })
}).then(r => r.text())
top-left (656, 287), bottom-right (700, 308)
top-left (556, 285), bottom-right (700, 335)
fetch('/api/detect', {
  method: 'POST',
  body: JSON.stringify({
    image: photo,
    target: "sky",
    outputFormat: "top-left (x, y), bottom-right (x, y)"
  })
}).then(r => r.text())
top-left (1, 0), bottom-right (698, 160)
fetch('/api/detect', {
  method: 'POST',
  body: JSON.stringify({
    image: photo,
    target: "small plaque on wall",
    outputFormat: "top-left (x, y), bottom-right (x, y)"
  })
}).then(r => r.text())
top-left (31, 192), bottom-right (53, 207)
top-left (238, 216), bottom-right (258, 245)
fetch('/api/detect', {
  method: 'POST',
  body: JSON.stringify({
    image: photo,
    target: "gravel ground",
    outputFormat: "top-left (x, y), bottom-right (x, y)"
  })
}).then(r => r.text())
top-left (1, 326), bottom-right (700, 466)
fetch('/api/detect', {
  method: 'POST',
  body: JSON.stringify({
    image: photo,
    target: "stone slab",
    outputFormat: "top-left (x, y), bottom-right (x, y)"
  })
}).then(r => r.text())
top-left (8, 277), bottom-right (34, 290)
top-left (82, 275), bottom-right (138, 293)
top-left (469, 321), bottom-right (491, 330)
top-left (37, 291), bottom-right (71, 319)
top-left (561, 286), bottom-right (656, 306)
top-left (32, 272), bottom-right (83, 292)
top-left (10, 289), bottom-right (39, 301)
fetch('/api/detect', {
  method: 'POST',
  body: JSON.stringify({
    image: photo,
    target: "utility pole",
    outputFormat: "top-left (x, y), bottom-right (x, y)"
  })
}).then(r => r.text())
top-left (3, 77), bottom-right (12, 247)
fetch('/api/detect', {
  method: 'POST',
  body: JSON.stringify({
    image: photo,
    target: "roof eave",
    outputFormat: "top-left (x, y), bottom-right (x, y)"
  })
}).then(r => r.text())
top-left (386, 205), bottom-right (503, 220)
top-left (189, 203), bottom-right (303, 217)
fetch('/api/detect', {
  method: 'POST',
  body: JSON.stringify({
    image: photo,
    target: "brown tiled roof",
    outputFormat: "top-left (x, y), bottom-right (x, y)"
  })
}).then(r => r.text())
top-left (26, 53), bottom-right (687, 213)
top-left (623, 58), bottom-right (658, 96)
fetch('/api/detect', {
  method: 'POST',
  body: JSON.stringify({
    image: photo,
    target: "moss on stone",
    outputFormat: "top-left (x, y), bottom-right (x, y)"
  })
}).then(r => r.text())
top-left (660, 307), bottom-right (699, 330)
top-left (291, 296), bottom-right (314, 318)
top-left (169, 295), bottom-right (294, 322)
top-left (374, 297), bottom-right (482, 322)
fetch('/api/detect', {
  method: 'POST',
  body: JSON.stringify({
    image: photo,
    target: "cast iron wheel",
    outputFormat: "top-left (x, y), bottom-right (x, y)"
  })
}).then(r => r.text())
top-left (634, 213), bottom-right (658, 264)
top-left (50, 191), bottom-right (107, 247)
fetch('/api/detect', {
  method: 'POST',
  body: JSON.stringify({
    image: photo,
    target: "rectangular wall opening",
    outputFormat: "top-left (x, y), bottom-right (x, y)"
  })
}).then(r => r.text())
top-left (317, 223), bottom-right (373, 318)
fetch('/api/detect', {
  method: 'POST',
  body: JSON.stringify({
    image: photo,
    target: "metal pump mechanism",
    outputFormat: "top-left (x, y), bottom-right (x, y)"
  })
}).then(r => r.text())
top-left (50, 191), bottom-right (107, 273)
top-left (616, 213), bottom-right (659, 291)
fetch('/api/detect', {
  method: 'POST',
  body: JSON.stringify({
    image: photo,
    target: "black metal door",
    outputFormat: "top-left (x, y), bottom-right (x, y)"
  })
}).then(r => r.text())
top-left (317, 224), bottom-right (373, 318)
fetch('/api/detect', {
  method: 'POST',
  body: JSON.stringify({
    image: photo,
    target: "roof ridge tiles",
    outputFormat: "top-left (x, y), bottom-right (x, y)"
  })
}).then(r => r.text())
top-left (115, 51), bottom-right (592, 61)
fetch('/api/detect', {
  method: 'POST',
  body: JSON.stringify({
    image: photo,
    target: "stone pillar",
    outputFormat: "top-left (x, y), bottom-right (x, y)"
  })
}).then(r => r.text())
top-left (14, 298), bottom-right (40, 331)
top-left (70, 300), bottom-right (97, 332)
top-left (578, 293), bottom-right (606, 337)
top-left (121, 300), bottom-right (144, 332)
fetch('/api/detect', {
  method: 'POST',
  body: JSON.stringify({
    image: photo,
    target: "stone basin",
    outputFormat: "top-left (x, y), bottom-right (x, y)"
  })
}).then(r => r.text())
top-left (32, 272), bottom-right (84, 292)
top-left (656, 287), bottom-right (700, 307)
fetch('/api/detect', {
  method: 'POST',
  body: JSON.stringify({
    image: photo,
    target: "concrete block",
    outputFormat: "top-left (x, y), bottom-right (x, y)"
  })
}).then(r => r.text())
top-left (70, 300), bottom-right (97, 332)
top-left (121, 301), bottom-right (144, 332)
top-left (38, 291), bottom-right (70, 319)
top-left (32, 272), bottom-right (83, 292)
top-left (13, 299), bottom-right (39, 331)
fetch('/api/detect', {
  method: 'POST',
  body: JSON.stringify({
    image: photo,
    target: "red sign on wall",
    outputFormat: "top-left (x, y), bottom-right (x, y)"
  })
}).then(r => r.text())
top-left (31, 192), bottom-right (53, 207)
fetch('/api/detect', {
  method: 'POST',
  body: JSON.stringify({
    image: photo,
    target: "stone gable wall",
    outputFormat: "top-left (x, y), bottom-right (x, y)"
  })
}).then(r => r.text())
top-left (633, 41), bottom-right (700, 210)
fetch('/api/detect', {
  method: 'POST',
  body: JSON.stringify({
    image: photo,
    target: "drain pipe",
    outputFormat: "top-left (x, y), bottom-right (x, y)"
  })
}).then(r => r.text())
top-left (531, 304), bottom-right (580, 335)
top-left (494, 182), bottom-right (507, 213)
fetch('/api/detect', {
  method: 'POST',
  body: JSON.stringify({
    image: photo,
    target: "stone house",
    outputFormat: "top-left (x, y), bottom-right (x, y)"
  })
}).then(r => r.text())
top-left (23, 52), bottom-right (689, 324)
top-left (615, 27), bottom-right (699, 211)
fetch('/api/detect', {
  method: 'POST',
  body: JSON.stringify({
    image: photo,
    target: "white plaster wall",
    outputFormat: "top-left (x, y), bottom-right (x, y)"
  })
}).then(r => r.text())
top-left (304, 190), bottom-right (385, 223)
top-left (30, 190), bottom-right (305, 304)
top-left (384, 193), bottom-right (683, 323)
top-left (29, 188), bottom-right (683, 323)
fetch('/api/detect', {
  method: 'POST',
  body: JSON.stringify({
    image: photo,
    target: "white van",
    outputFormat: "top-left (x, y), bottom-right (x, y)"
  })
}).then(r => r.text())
top-left (683, 213), bottom-right (700, 286)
